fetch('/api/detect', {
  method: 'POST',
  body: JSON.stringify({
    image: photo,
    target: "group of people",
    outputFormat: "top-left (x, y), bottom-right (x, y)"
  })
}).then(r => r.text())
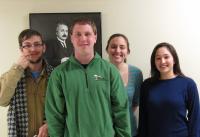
top-left (0, 17), bottom-right (199, 137)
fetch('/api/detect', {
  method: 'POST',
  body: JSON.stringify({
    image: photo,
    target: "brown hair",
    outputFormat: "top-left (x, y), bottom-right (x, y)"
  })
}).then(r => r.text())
top-left (150, 42), bottom-right (184, 80)
top-left (18, 29), bottom-right (44, 47)
top-left (69, 17), bottom-right (97, 35)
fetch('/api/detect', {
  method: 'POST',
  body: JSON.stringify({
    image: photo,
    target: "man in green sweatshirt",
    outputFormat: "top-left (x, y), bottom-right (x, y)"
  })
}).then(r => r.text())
top-left (45, 18), bottom-right (131, 137)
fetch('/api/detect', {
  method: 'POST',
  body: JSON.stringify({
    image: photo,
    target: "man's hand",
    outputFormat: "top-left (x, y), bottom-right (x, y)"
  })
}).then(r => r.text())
top-left (16, 51), bottom-right (30, 69)
top-left (37, 123), bottom-right (48, 137)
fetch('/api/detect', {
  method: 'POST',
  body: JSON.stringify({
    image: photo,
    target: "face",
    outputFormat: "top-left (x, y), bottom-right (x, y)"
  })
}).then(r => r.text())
top-left (107, 36), bottom-right (129, 64)
top-left (70, 24), bottom-right (97, 57)
top-left (155, 47), bottom-right (175, 78)
top-left (21, 35), bottom-right (46, 64)
top-left (56, 24), bottom-right (68, 41)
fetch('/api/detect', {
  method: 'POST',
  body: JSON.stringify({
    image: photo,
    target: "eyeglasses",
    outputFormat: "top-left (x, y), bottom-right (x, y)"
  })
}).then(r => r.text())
top-left (21, 43), bottom-right (43, 49)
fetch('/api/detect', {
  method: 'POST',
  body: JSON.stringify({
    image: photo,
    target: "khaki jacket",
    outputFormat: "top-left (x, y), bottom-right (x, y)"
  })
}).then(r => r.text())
top-left (0, 64), bottom-right (49, 137)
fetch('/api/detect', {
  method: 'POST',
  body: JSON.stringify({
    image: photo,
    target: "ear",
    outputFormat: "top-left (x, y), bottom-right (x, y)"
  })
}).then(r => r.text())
top-left (94, 34), bottom-right (97, 44)
top-left (43, 44), bottom-right (46, 53)
top-left (70, 35), bottom-right (73, 44)
top-left (19, 47), bottom-right (23, 52)
top-left (127, 49), bottom-right (130, 55)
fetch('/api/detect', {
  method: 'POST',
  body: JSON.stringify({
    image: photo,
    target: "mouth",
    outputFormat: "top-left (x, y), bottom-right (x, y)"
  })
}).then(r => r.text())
top-left (30, 52), bottom-right (39, 56)
top-left (112, 54), bottom-right (123, 58)
top-left (28, 52), bottom-right (40, 58)
top-left (80, 43), bottom-right (89, 47)
top-left (159, 65), bottom-right (168, 69)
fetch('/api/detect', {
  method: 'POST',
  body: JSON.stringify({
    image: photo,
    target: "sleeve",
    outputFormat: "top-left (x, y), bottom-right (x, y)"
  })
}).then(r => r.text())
top-left (45, 70), bottom-right (66, 137)
top-left (138, 81), bottom-right (148, 137)
top-left (186, 79), bottom-right (200, 137)
top-left (0, 64), bottom-right (24, 106)
top-left (132, 69), bottom-right (143, 107)
top-left (110, 65), bottom-right (131, 137)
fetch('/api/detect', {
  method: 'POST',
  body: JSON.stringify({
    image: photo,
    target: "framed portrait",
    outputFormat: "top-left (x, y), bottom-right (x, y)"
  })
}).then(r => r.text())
top-left (29, 12), bottom-right (102, 67)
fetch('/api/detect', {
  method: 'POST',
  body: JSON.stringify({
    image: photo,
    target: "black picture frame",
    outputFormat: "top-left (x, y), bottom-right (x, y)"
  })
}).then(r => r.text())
top-left (29, 12), bottom-right (102, 67)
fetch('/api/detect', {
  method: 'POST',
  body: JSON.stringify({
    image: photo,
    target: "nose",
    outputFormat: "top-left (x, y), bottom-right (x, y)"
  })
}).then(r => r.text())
top-left (115, 46), bottom-right (120, 52)
top-left (161, 58), bottom-right (165, 63)
top-left (80, 35), bottom-right (87, 41)
top-left (29, 46), bottom-right (37, 51)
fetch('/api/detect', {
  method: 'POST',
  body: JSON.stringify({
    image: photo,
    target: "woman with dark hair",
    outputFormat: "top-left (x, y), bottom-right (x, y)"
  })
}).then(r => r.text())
top-left (106, 33), bottom-right (143, 137)
top-left (138, 42), bottom-right (200, 137)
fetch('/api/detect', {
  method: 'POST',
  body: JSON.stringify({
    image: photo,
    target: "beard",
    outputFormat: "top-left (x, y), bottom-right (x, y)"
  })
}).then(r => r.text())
top-left (29, 57), bottom-right (43, 64)
top-left (29, 54), bottom-right (43, 64)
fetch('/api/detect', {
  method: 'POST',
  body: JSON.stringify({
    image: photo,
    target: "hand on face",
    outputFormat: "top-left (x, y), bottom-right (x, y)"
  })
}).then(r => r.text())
top-left (16, 51), bottom-right (30, 69)
top-left (20, 35), bottom-right (45, 65)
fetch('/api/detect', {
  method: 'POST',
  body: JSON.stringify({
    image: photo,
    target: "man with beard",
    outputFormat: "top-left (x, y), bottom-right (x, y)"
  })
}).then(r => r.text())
top-left (0, 29), bottom-right (53, 137)
top-left (45, 22), bottom-right (73, 67)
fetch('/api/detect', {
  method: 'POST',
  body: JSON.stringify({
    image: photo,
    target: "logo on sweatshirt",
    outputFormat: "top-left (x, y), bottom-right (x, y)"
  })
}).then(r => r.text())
top-left (93, 74), bottom-right (104, 80)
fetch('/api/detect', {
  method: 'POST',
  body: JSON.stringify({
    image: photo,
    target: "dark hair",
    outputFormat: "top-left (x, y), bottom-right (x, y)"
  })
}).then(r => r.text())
top-left (106, 33), bottom-right (130, 63)
top-left (69, 17), bottom-right (97, 35)
top-left (18, 29), bottom-right (44, 47)
top-left (150, 42), bottom-right (184, 80)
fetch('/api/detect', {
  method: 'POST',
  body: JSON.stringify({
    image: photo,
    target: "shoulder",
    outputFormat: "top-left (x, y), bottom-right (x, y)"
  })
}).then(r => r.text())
top-left (175, 76), bottom-right (196, 84)
top-left (177, 76), bottom-right (197, 88)
top-left (141, 77), bottom-right (156, 89)
top-left (128, 64), bottom-right (143, 76)
top-left (93, 57), bottom-right (120, 77)
top-left (50, 61), bottom-right (70, 76)
top-left (143, 77), bottom-right (153, 85)
top-left (95, 57), bottom-right (116, 70)
top-left (128, 64), bottom-right (141, 71)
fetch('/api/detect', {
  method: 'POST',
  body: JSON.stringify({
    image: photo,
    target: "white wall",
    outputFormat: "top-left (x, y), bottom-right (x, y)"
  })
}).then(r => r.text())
top-left (1, 0), bottom-right (200, 136)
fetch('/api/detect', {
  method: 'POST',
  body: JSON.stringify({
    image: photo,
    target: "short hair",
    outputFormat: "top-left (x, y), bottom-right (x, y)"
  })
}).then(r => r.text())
top-left (69, 17), bottom-right (97, 35)
top-left (18, 29), bottom-right (44, 47)
top-left (106, 33), bottom-right (130, 63)
top-left (150, 42), bottom-right (184, 80)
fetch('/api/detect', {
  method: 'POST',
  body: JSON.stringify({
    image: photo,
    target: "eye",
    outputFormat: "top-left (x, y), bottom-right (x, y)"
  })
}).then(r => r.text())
top-left (110, 44), bottom-right (117, 49)
top-left (164, 56), bottom-right (169, 59)
top-left (85, 32), bottom-right (92, 37)
top-left (155, 57), bottom-right (161, 60)
top-left (23, 45), bottom-right (32, 49)
top-left (34, 43), bottom-right (42, 47)
top-left (75, 32), bottom-right (81, 37)
top-left (120, 45), bottom-right (126, 49)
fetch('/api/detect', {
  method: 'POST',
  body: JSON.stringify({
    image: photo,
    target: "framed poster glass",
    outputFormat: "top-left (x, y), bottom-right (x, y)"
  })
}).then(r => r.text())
top-left (29, 12), bottom-right (102, 67)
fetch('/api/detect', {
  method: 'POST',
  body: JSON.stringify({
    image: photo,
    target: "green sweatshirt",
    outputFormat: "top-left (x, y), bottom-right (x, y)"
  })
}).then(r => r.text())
top-left (45, 53), bottom-right (131, 137)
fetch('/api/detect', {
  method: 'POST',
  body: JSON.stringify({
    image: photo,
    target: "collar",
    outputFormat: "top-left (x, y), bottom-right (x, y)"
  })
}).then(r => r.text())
top-left (69, 52), bottom-right (101, 66)
top-left (57, 37), bottom-right (66, 44)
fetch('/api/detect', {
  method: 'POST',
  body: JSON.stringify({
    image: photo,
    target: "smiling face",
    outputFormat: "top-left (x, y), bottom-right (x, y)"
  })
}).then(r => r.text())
top-left (155, 47), bottom-right (175, 79)
top-left (21, 35), bottom-right (46, 64)
top-left (70, 24), bottom-right (97, 57)
top-left (107, 36), bottom-right (129, 65)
